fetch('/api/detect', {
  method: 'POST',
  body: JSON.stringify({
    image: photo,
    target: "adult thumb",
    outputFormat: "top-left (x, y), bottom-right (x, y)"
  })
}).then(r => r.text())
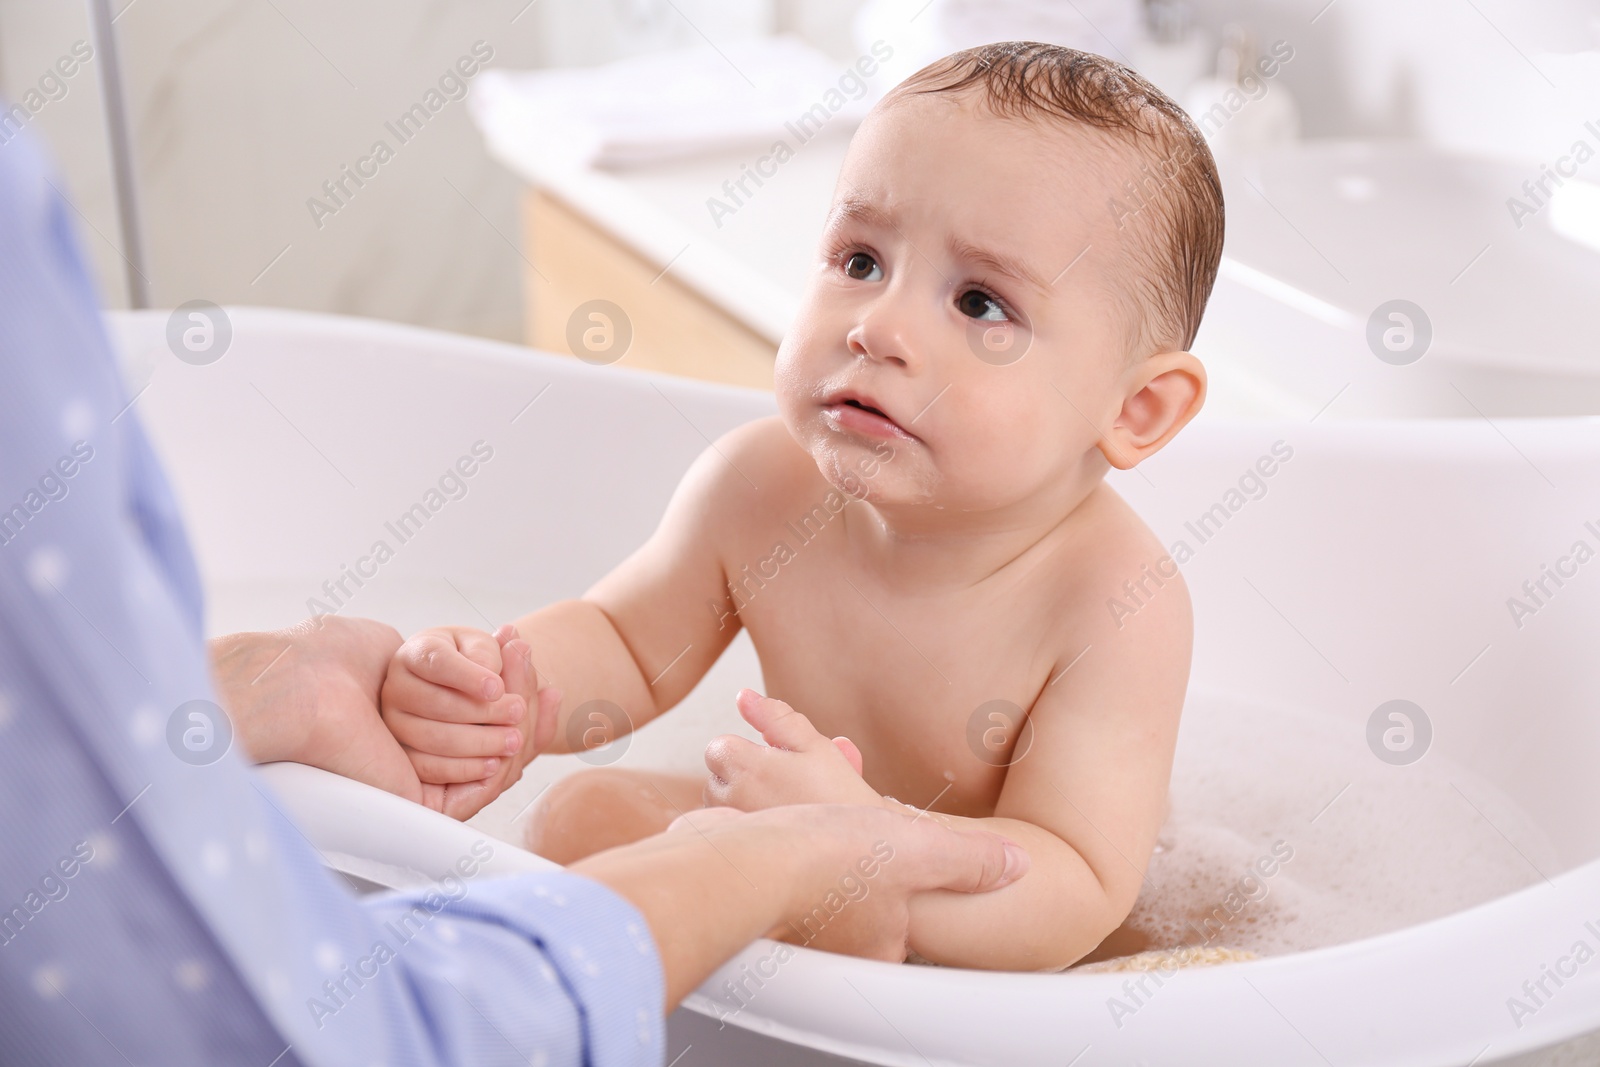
top-left (920, 827), bottom-right (1030, 895)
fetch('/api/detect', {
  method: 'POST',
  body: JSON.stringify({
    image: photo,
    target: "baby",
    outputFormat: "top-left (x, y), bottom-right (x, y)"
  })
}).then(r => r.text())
top-left (379, 42), bottom-right (1223, 972)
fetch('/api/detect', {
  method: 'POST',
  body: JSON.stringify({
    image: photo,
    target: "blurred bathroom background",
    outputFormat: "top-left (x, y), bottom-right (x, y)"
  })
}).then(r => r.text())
top-left (2, 0), bottom-right (1596, 347)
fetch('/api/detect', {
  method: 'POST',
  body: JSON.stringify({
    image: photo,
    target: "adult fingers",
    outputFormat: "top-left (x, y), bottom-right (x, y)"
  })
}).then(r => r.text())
top-left (530, 686), bottom-right (562, 758)
top-left (441, 779), bottom-right (498, 822)
top-left (385, 708), bottom-right (522, 758)
top-left (500, 637), bottom-right (536, 704)
top-left (903, 823), bottom-right (1030, 895)
top-left (735, 689), bottom-right (826, 752)
top-left (419, 782), bottom-right (448, 814)
top-left (498, 628), bottom-right (547, 691)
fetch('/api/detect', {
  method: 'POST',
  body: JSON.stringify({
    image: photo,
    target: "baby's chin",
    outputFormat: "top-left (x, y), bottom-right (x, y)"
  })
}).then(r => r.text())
top-left (805, 434), bottom-right (939, 508)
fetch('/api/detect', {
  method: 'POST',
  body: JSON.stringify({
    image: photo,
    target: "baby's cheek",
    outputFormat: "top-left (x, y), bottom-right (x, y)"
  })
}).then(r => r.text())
top-left (772, 359), bottom-right (806, 417)
top-left (773, 322), bottom-right (829, 401)
top-left (943, 387), bottom-right (1034, 457)
top-left (999, 381), bottom-right (1076, 453)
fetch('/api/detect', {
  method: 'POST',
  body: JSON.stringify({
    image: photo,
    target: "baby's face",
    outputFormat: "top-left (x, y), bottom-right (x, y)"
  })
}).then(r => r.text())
top-left (777, 90), bottom-right (1141, 514)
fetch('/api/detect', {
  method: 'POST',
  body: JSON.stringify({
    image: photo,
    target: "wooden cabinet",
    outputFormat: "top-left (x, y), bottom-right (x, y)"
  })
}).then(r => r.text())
top-left (523, 190), bottom-right (778, 389)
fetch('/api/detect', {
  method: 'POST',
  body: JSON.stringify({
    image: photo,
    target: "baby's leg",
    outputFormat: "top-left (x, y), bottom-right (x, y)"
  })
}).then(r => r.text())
top-left (524, 768), bottom-right (705, 865)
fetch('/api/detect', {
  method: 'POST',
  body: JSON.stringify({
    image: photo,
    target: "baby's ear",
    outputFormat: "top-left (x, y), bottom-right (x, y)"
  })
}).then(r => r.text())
top-left (1099, 350), bottom-right (1206, 470)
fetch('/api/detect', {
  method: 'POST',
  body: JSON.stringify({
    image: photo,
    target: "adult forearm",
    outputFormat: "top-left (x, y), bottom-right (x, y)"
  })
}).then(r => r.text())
top-left (902, 815), bottom-right (1118, 971)
top-left (208, 630), bottom-right (297, 764)
top-left (573, 807), bottom-right (1027, 1008)
top-left (570, 824), bottom-right (810, 1009)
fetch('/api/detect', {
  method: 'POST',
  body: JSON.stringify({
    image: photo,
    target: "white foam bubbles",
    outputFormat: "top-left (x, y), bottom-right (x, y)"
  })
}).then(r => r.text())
top-left (1097, 691), bottom-right (1559, 960)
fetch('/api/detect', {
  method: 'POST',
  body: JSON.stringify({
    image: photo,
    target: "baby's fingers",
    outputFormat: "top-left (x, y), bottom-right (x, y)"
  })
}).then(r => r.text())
top-left (386, 708), bottom-right (523, 759)
top-left (704, 733), bottom-right (760, 780)
top-left (400, 631), bottom-right (504, 701)
top-left (406, 749), bottom-right (503, 785)
top-left (832, 736), bottom-right (864, 775)
top-left (703, 733), bottom-right (762, 807)
top-left (736, 689), bottom-right (827, 753)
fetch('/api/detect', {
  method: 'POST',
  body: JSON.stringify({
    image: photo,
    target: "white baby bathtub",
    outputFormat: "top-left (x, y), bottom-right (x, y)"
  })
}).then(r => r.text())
top-left (110, 307), bottom-right (1600, 1066)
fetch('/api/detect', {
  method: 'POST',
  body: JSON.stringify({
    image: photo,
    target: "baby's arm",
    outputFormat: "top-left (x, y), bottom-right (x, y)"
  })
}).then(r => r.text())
top-left (386, 422), bottom-right (766, 781)
top-left (705, 562), bottom-right (1190, 970)
top-left (507, 425), bottom-right (764, 761)
top-left (897, 578), bottom-right (1191, 971)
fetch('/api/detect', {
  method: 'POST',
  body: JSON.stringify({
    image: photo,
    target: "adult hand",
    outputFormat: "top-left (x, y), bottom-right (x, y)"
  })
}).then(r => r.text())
top-left (210, 615), bottom-right (507, 820)
top-left (705, 802), bottom-right (1026, 962)
top-left (573, 801), bottom-right (1029, 1008)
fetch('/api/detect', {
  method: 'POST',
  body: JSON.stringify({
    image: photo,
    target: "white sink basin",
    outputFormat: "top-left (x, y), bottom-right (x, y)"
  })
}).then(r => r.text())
top-left (1198, 140), bottom-right (1600, 417)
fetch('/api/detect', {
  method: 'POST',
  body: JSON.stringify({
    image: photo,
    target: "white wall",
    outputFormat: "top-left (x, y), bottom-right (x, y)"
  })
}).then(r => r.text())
top-left (0, 0), bottom-right (547, 339)
top-left (3, 0), bottom-right (1593, 339)
top-left (1174, 0), bottom-right (1600, 159)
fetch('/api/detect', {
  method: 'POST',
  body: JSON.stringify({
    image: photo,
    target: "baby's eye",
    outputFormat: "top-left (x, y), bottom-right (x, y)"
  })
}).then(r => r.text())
top-left (843, 252), bottom-right (882, 281)
top-left (957, 288), bottom-right (1008, 322)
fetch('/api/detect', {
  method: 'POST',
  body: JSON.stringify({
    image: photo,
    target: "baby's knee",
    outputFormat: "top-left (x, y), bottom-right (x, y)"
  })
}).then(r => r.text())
top-left (524, 768), bottom-right (683, 863)
top-left (534, 768), bottom-right (651, 831)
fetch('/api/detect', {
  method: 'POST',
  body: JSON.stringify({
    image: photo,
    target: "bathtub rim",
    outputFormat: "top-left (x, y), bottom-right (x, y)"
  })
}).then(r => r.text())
top-left (261, 761), bottom-right (1600, 1067)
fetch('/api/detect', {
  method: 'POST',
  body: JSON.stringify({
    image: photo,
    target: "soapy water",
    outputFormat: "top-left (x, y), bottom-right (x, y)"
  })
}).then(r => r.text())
top-left (1077, 688), bottom-right (1562, 964)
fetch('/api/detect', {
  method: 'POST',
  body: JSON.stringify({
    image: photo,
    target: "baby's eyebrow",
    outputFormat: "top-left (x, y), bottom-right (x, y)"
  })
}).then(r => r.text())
top-left (946, 236), bottom-right (1051, 294)
top-left (826, 196), bottom-right (897, 232)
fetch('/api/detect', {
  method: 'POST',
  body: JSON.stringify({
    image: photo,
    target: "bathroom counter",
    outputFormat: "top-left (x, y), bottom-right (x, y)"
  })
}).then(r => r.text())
top-left (479, 111), bottom-right (861, 389)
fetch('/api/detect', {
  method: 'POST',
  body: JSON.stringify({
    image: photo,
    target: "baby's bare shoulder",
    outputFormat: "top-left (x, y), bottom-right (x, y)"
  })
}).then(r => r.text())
top-left (1041, 481), bottom-right (1192, 644)
top-left (698, 416), bottom-right (832, 527)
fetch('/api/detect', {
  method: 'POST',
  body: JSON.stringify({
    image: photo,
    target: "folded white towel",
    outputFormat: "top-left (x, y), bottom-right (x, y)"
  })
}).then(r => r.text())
top-left (471, 35), bottom-right (882, 169)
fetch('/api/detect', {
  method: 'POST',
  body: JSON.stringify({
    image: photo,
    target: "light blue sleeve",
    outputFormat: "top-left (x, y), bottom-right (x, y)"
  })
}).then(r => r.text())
top-left (0, 119), bottom-right (663, 1067)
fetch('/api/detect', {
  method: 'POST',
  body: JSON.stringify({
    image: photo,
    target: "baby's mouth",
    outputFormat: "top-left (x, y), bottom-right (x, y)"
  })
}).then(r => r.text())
top-left (820, 393), bottom-right (919, 442)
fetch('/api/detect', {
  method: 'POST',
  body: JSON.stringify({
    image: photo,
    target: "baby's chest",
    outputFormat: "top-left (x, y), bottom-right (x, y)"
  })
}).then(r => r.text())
top-left (735, 566), bottom-right (1052, 816)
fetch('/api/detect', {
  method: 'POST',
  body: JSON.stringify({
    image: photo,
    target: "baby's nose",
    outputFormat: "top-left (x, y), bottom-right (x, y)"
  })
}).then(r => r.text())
top-left (847, 315), bottom-right (917, 371)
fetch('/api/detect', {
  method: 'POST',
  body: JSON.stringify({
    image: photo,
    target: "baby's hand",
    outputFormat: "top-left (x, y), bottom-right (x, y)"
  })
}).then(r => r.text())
top-left (381, 624), bottom-right (554, 790)
top-left (703, 690), bottom-right (879, 810)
